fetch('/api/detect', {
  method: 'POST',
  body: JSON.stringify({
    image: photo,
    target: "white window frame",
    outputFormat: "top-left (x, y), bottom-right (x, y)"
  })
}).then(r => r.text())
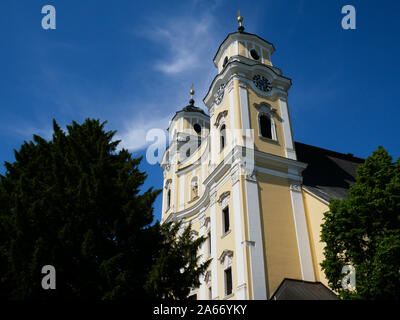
top-left (165, 179), bottom-right (172, 212)
top-left (219, 250), bottom-right (234, 299)
top-left (219, 123), bottom-right (226, 152)
top-left (258, 106), bottom-right (277, 141)
top-left (221, 205), bottom-right (230, 236)
top-left (218, 191), bottom-right (231, 237)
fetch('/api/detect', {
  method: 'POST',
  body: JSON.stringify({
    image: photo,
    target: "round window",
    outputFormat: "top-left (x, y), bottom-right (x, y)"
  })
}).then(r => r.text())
top-left (193, 123), bottom-right (202, 134)
top-left (250, 49), bottom-right (260, 60)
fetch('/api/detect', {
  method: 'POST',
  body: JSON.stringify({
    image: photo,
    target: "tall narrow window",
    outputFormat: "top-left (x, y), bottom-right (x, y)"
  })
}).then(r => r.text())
top-left (222, 56), bottom-right (228, 68)
top-left (167, 189), bottom-right (171, 209)
top-left (260, 115), bottom-right (272, 139)
top-left (224, 267), bottom-right (233, 296)
top-left (207, 231), bottom-right (211, 257)
top-left (222, 206), bottom-right (230, 234)
top-left (220, 124), bottom-right (226, 151)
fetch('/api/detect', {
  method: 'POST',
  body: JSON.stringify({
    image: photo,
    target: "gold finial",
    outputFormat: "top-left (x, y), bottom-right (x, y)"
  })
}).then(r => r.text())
top-left (190, 83), bottom-right (195, 97)
top-left (237, 10), bottom-right (243, 26)
top-left (237, 10), bottom-right (244, 32)
top-left (189, 83), bottom-right (195, 105)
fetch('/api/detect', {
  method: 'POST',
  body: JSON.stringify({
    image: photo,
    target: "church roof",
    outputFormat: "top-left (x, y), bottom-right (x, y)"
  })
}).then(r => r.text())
top-left (295, 142), bottom-right (364, 202)
top-left (271, 278), bottom-right (338, 300)
top-left (181, 104), bottom-right (207, 115)
top-left (168, 101), bottom-right (209, 130)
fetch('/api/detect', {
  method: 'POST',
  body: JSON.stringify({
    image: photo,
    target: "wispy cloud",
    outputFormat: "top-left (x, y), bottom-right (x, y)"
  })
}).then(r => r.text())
top-left (117, 3), bottom-right (225, 151)
top-left (145, 15), bottom-right (214, 75)
top-left (115, 112), bottom-right (172, 152)
top-left (6, 123), bottom-right (53, 141)
top-left (8, 2), bottom-right (226, 153)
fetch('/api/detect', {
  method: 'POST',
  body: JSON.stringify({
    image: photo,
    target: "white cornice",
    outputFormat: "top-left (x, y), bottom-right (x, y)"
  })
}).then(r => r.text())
top-left (164, 145), bottom-right (307, 224)
top-left (203, 60), bottom-right (291, 108)
top-left (253, 149), bottom-right (307, 172)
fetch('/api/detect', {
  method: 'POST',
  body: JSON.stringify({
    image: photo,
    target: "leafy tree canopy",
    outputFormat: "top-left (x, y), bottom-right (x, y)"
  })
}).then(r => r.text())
top-left (0, 119), bottom-right (209, 300)
top-left (321, 146), bottom-right (400, 300)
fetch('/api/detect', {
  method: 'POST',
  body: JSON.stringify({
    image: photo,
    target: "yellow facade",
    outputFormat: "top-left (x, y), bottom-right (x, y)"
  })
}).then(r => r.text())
top-left (160, 22), bottom-right (333, 300)
top-left (302, 189), bottom-right (330, 287)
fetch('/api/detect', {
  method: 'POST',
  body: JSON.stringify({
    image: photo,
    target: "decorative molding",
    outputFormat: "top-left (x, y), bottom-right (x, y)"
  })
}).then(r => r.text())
top-left (214, 83), bottom-right (225, 105)
top-left (242, 240), bottom-right (255, 247)
top-left (245, 168), bottom-right (257, 182)
top-left (164, 178), bottom-right (172, 189)
top-left (253, 101), bottom-right (277, 114)
top-left (217, 191), bottom-right (230, 205)
top-left (231, 169), bottom-right (239, 185)
top-left (219, 249), bottom-right (234, 269)
top-left (290, 183), bottom-right (302, 192)
top-left (214, 110), bottom-right (228, 128)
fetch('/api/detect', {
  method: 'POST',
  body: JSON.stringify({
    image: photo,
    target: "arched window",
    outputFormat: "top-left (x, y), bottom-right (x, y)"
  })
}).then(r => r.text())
top-left (220, 124), bottom-right (226, 151)
top-left (186, 148), bottom-right (191, 158)
top-left (259, 114), bottom-right (272, 139)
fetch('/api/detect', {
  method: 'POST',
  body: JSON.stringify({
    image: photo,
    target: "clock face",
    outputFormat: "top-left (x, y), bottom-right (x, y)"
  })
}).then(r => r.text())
top-left (253, 75), bottom-right (272, 92)
top-left (215, 83), bottom-right (225, 105)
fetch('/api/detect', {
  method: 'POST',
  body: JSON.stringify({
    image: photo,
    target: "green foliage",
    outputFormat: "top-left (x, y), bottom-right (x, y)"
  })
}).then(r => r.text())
top-left (0, 119), bottom-right (209, 300)
top-left (321, 146), bottom-right (400, 300)
top-left (145, 222), bottom-right (211, 299)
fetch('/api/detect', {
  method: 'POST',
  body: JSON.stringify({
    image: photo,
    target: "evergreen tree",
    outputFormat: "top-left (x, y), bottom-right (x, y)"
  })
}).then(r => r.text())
top-left (145, 222), bottom-right (211, 299)
top-left (321, 146), bottom-right (400, 300)
top-left (0, 119), bottom-right (209, 300)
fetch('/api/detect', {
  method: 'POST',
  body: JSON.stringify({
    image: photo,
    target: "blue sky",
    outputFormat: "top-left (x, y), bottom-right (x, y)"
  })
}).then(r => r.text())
top-left (1, 0), bottom-right (399, 222)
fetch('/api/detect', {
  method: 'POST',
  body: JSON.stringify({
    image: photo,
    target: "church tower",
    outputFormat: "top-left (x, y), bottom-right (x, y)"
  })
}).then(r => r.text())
top-left (161, 12), bottom-right (317, 300)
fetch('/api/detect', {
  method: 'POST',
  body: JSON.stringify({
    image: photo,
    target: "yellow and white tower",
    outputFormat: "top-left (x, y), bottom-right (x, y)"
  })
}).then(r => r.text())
top-left (160, 13), bottom-right (329, 300)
